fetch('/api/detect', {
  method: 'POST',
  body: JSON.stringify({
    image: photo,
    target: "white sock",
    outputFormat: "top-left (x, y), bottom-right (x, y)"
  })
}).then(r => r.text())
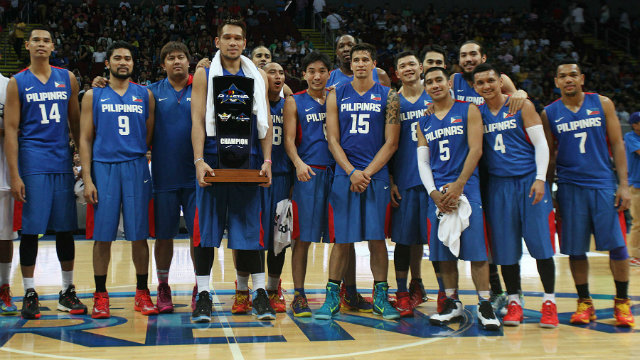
top-left (0, 262), bottom-right (11, 285)
top-left (445, 288), bottom-right (456, 298)
top-left (196, 275), bottom-right (210, 293)
top-left (508, 294), bottom-right (521, 305)
top-left (237, 275), bottom-right (249, 291)
top-left (542, 293), bottom-right (556, 303)
top-left (23, 277), bottom-right (35, 291)
top-left (478, 290), bottom-right (490, 301)
top-left (252, 272), bottom-right (266, 292)
top-left (266, 276), bottom-right (280, 291)
top-left (61, 270), bottom-right (73, 291)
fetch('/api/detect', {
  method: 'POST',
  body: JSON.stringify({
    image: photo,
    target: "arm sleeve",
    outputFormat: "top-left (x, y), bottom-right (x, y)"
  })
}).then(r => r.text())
top-left (525, 124), bottom-right (549, 181)
top-left (417, 146), bottom-right (437, 195)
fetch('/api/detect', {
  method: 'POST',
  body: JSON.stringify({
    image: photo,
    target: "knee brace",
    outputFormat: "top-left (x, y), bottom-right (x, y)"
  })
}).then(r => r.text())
top-left (569, 254), bottom-right (588, 261)
top-left (609, 246), bottom-right (629, 261)
top-left (393, 244), bottom-right (411, 272)
top-left (19, 234), bottom-right (39, 267)
top-left (267, 248), bottom-right (286, 276)
top-left (55, 231), bottom-right (75, 262)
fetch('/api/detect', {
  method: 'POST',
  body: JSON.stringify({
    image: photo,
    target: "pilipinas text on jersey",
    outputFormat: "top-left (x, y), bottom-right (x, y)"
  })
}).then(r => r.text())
top-left (545, 93), bottom-right (616, 189)
top-left (452, 73), bottom-right (484, 105)
top-left (92, 83), bottom-right (149, 163)
top-left (293, 90), bottom-right (333, 167)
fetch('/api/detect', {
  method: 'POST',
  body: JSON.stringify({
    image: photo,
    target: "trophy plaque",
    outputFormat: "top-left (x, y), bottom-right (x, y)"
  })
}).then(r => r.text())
top-left (204, 75), bottom-right (268, 183)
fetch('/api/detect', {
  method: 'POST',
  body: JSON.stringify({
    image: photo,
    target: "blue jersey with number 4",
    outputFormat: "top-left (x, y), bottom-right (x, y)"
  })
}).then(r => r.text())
top-left (14, 66), bottom-right (73, 175)
top-left (392, 91), bottom-right (431, 191)
top-left (92, 83), bottom-right (149, 162)
top-left (335, 82), bottom-right (389, 180)
top-left (545, 93), bottom-right (616, 189)
top-left (479, 100), bottom-right (535, 177)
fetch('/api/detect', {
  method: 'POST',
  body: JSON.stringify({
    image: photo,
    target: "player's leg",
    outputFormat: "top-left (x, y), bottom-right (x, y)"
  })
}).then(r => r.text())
top-left (408, 244), bottom-right (426, 302)
top-left (394, 243), bottom-right (412, 316)
top-left (0, 191), bottom-right (17, 315)
top-left (341, 245), bottom-right (372, 312)
top-left (409, 188), bottom-right (430, 306)
top-left (153, 190), bottom-right (182, 314)
top-left (314, 242), bottom-right (350, 319)
top-left (265, 174), bottom-right (291, 313)
top-left (291, 238), bottom-right (312, 316)
top-left (192, 243), bottom-right (214, 323)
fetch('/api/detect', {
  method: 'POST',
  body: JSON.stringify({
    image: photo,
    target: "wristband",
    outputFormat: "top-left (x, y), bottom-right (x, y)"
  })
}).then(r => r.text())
top-left (264, 159), bottom-right (272, 164)
top-left (194, 157), bottom-right (204, 165)
top-left (349, 168), bottom-right (356, 177)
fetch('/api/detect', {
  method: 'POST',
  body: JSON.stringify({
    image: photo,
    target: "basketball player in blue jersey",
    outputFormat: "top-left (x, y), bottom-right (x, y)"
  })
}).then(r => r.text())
top-left (316, 43), bottom-right (400, 320)
top-left (416, 67), bottom-right (500, 330)
top-left (327, 35), bottom-right (390, 88)
top-left (283, 51), bottom-right (332, 317)
top-left (389, 51), bottom-right (431, 317)
top-left (260, 61), bottom-right (291, 313)
top-left (191, 18), bottom-right (275, 322)
top-left (4, 27), bottom-right (86, 319)
top-left (541, 59), bottom-right (634, 327)
top-left (473, 63), bottom-right (558, 328)
top-left (79, 41), bottom-right (157, 319)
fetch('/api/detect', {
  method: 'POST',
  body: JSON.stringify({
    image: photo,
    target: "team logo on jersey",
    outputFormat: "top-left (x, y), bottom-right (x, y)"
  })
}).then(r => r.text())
top-left (218, 113), bottom-right (231, 122)
top-left (424, 100), bottom-right (431, 106)
top-left (371, 94), bottom-right (381, 101)
top-left (586, 108), bottom-right (601, 115)
top-left (54, 81), bottom-right (66, 88)
top-left (451, 116), bottom-right (462, 123)
top-left (237, 113), bottom-right (250, 122)
top-left (218, 84), bottom-right (250, 104)
top-left (132, 96), bottom-right (143, 102)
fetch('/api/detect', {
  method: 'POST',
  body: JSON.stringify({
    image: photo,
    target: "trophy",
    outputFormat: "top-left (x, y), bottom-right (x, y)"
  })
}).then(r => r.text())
top-left (204, 75), bottom-right (268, 183)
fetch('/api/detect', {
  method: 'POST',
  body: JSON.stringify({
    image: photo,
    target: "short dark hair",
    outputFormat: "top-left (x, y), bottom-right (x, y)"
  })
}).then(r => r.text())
top-left (556, 58), bottom-right (581, 73)
top-left (424, 66), bottom-right (449, 80)
top-left (472, 63), bottom-right (501, 82)
top-left (106, 41), bottom-right (136, 61)
top-left (350, 43), bottom-right (376, 62)
top-left (460, 40), bottom-right (484, 56)
top-left (28, 26), bottom-right (52, 41)
top-left (217, 18), bottom-right (246, 39)
top-left (301, 51), bottom-right (332, 71)
top-left (160, 41), bottom-right (190, 63)
top-left (251, 46), bottom-right (270, 59)
top-left (422, 44), bottom-right (446, 62)
top-left (394, 51), bottom-right (419, 67)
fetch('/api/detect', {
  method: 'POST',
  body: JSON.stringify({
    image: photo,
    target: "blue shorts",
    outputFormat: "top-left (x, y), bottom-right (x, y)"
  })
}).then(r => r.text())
top-left (292, 166), bottom-right (333, 243)
top-left (556, 183), bottom-right (626, 255)
top-left (485, 173), bottom-right (556, 265)
top-left (194, 154), bottom-right (264, 250)
top-left (390, 185), bottom-right (430, 245)
top-left (22, 173), bottom-right (77, 235)
top-left (328, 175), bottom-right (388, 243)
top-left (428, 199), bottom-right (488, 262)
top-left (92, 157), bottom-right (152, 242)
top-left (154, 187), bottom-right (196, 239)
top-left (261, 173), bottom-right (292, 249)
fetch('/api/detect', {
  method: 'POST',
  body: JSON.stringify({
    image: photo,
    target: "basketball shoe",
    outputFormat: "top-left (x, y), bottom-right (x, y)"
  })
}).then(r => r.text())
top-left (267, 279), bottom-right (286, 313)
top-left (408, 279), bottom-right (427, 306)
top-left (58, 285), bottom-right (87, 314)
top-left (436, 290), bottom-right (447, 313)
top-left (539, 300), bottom-right (559, 328)
top-left (314, 282), bottom-right (341, 319)
top-left (134, 289), bottom-right (159, 315)
top-left (570, 298), bottom-right (596, 324)
top-left (502, 301), bottom-right (523, 326)
top-left (291, 292), bottom-right (312, 317)
top-left (252, 289), bottom-right (276, 320)
top-left (0, 284), bottom-right (18, 315)
top-left (477, 300), bottom-right (501, 330)
top-left (614, 297), bottom-right (635, 327)
top-left (340, 283), bottom-right (373, 313)
top-left (156, 283), bottom-right (174, 313)
top-left (430, 298), bottom-right (463, 326)
top-left (394, 291), bottom-right (413, 317)
top-left (92, 292), bottom-right (110, 319)
top-left (191, 291), bottom-right (212, 323)
top-left (21, 288), bottom-right (40, 319)
top-left (373, 282), bottom-right (400, 320)
top-left (232, 280), bottom-right (252, 314)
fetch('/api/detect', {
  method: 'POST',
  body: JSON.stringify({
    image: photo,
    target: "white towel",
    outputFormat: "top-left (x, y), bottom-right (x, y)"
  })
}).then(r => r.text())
top-left (205, 50), bottom-right (269, 139)
top-left (436, 193), bottom-right (472, 257)
top-left (273, 199), bottom-right (293, 255)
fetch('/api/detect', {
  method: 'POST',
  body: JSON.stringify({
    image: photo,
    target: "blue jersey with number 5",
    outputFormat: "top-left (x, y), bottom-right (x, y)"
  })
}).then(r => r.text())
top-left (419, 100), bottom-right (479, 201)
top-left (545, 93), bottom-right (616, 189)
top-left (335, 82), bottom-right (389, 180)
top-left (15, 66), bottom-right (72, 176)
top-left (92, 83), bottom-right (149, 162)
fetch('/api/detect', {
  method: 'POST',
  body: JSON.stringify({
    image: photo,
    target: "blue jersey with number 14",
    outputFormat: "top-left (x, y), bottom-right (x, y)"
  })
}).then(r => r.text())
top-left (92, 83), bottom-right (149, 162)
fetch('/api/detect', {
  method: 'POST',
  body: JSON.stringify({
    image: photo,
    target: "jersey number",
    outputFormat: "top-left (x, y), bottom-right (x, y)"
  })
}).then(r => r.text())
top-left (494, 134), bottom-right (506, 153)
top-left (439, 140), bottom-right (450, 161)
top-left (39, 103), bottom-right (60, 124)
top-left (574, 132), bottom-right (586, 153)
top-left (118, 116), bottom-right (130, 135)
top-left (411, 122), bottom-right (418, 142)
top-left (349, 114), bottom-right (370, 134)
top-left (273, 125), bottom-right (282, 145)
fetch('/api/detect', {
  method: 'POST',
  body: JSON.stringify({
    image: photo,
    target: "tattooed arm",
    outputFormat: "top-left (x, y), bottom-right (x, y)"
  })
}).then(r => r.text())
top-left (363, 88), bottom-right (401, 177)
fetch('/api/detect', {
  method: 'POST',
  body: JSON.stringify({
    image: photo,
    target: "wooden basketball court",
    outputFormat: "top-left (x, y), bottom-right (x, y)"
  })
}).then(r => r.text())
top-left (1, 237), bottom-right (639, 359)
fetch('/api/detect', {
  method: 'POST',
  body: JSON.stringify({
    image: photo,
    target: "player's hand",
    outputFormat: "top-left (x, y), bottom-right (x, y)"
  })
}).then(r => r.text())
top-left (196, 160), bottom-right (213, 188)
top-left (529, 180), bottom-right (545, 205)
top-left (441, 181), bottom-right (464, 208)
top-left (390, 184), bottom-right (401, 207)
top-left (196, 57), bottom-right (211, 70)
top-left (10, 176), bottom-right (26, 202)
top-left (425, 103), bottom-right (435, 116)
top-left (295, 162), bottom-right (316, 182)
top-left (91, 76), bottom-right (109, 88)
top-left (506, 89), bottom-right (527, 114)
top-left (615, 185), bottom-right (631, 211)
top-left (430, 190), bottom-right (455, 214)
top-left (326, 85), bottom-right (336, 92)
top-left (349, 169), bottom-right (370, 193)
top-left (260, 161), bottom-right (272, 187)
top-left (83, 181), bottom-right (98, 204)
